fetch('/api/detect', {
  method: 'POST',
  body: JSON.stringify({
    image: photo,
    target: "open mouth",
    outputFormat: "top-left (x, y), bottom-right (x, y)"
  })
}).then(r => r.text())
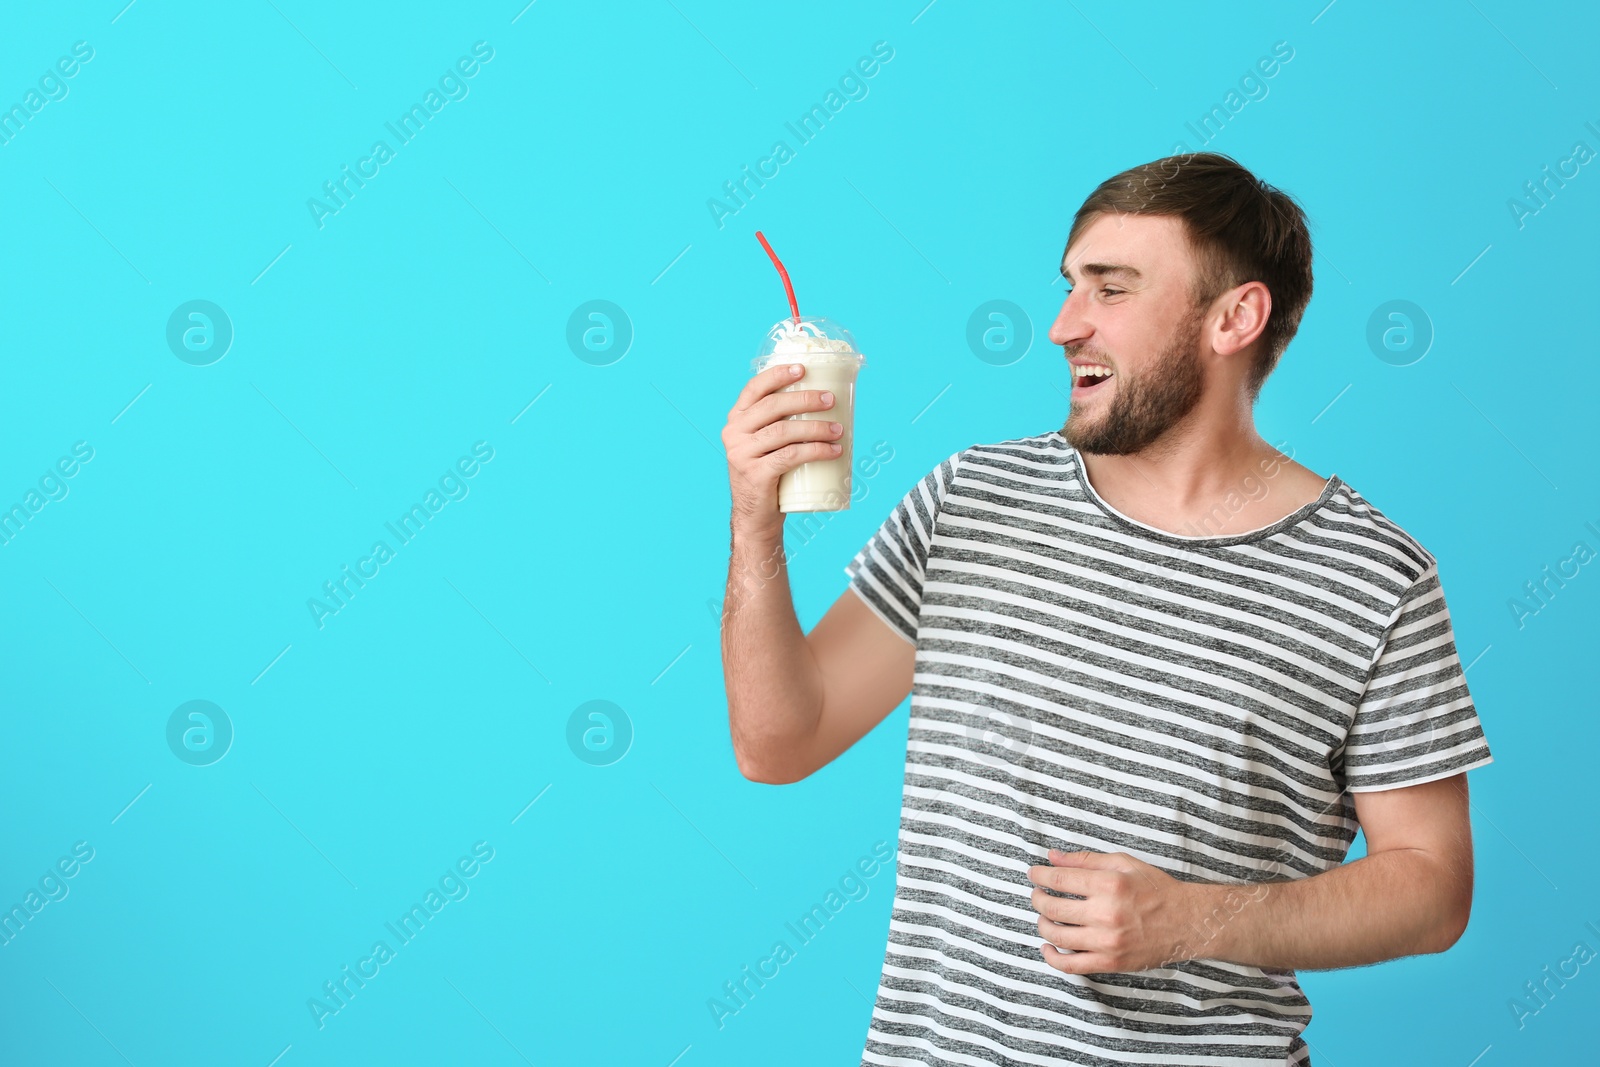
top-left (1072, 367), bottom-right (1114, 395)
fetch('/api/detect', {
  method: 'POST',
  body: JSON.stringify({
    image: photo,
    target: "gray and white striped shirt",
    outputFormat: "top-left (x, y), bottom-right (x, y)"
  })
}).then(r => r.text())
top-left (843, 429), bottom-right (1493, 1067)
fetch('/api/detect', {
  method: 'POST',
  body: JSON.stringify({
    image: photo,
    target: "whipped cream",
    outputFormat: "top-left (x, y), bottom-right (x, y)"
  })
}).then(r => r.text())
top-left (767, 319), bottom-right (860, 360)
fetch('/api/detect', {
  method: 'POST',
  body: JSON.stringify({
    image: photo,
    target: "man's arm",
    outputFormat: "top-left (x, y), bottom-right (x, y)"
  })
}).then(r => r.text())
top-left (1184, 772), bottom-right (1475, 969)
top-left (1028, 772), bottom-right (1476, 973)
top-left (719, 361), bottom-right (924, 785)
top-left (724, 566), bottom-right (914, 784)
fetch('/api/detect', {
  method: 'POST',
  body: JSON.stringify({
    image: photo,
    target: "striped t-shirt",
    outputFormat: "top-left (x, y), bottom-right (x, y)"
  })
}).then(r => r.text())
top-left (842, 429), bottom-right (1493, 1067)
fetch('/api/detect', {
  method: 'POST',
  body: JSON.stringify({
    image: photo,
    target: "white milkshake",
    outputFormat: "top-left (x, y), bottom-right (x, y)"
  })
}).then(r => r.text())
top-left (751, 317), bottom-right (867, 512)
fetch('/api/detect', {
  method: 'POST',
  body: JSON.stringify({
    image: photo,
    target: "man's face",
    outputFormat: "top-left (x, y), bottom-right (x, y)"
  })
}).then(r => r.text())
top-left (1050, 214), bottom-right (1209, 456)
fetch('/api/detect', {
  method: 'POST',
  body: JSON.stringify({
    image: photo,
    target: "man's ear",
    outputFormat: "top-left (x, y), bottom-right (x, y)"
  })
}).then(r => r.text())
top-left (1209, 280), bottom-right (1271, 357)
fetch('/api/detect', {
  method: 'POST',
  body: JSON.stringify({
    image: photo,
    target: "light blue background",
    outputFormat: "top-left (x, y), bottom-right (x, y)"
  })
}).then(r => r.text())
top-left (1, 1), bottom-right (1595, 1064)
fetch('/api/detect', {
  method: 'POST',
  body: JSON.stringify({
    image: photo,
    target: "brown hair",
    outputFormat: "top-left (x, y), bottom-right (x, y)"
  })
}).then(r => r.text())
top-left (1064, 152), bottom-right (1313, 402)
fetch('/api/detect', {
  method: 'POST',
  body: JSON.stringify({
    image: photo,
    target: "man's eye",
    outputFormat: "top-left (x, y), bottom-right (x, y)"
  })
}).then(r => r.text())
top-left (1062, 287), bottom-right (1122, 298)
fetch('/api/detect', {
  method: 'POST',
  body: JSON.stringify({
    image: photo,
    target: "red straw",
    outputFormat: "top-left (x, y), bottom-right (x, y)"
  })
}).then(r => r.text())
top-left (754, 230), bottom-right (801, 325)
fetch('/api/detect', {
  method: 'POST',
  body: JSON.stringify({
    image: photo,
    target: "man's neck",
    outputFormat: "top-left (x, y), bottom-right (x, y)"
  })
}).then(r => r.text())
top-left (1077, 424), bottom-right (1284, 513)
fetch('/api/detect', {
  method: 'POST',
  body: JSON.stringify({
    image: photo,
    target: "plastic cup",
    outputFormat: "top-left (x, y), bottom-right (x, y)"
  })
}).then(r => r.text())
top-left (750, 316), bottom-right (867, 512)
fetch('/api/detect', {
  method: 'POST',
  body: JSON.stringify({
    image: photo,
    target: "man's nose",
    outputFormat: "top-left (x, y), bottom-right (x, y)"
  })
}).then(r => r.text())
top-left (1048, 289), bottom-right (1089, 349)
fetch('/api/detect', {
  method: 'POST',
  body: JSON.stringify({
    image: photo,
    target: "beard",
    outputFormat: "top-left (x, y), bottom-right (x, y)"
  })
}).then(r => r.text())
top-left (1061, 303), bottom-right (1207, 456)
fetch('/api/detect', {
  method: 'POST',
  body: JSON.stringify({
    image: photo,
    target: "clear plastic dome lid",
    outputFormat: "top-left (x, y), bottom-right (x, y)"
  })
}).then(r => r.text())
top-left (752, 315), bottom-right (865, 372)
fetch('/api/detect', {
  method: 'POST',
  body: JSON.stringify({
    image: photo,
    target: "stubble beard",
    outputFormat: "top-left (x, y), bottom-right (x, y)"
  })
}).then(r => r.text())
top-left (1061, 304), bottom-right (1208, 457)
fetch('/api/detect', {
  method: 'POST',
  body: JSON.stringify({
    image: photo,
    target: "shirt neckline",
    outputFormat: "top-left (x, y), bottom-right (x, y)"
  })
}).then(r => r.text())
top-left (1049, 431), bottom-right (1345, 547)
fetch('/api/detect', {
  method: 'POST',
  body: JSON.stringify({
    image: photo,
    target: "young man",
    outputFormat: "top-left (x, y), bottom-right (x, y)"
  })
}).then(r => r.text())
top-left (719, 152), bottom-right (1492, 1066)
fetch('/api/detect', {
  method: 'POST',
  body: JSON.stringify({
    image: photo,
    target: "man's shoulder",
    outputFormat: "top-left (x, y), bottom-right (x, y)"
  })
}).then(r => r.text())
top-left (954, 429), bottom-right (1070, 466)
top-left (1323, 479), bottom-right (1439, 590)
top-left (905, 430), bottom-right (1067, 486)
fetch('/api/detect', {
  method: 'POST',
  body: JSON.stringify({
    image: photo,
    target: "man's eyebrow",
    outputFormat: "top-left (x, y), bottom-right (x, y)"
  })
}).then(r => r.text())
top-left (1060, 262), bottom-right (1144, 284)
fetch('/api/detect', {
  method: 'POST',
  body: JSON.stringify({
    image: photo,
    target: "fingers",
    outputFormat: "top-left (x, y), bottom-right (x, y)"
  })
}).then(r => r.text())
top-left (1036, 912), bottom-right (1121, 960)
top-left (741, 387), bottom-right (838, 433)
top-left (1040, 941), bottom-right (1109, 975)
top-left (1031, 886), bottom-right (1090, 925)
top-left (723, 412), bottom-right (843, 467)
top-left (748, 413), bottom-right (844, 457)
top-left (728, 375), bottom-right (838, 438)
top-left (720, 362), bottom-right (849, 531)
top-left (730, 361), bottom-right (806, 416)
top-left (1048, 850), bottom-right (1123, 870)
top-left (1027, 864), bottom-right (1103, 896)
top-left (722, 364), bottom-right (844, 463)
top-left (1037, 913), bottom-right (1086, 950)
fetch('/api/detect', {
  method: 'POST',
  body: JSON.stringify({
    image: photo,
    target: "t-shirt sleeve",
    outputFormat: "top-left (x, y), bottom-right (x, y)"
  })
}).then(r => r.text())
top-left (1340, 563), bottom-right (1494, 792)
top-left (841, 449), bottom-right (964, 645)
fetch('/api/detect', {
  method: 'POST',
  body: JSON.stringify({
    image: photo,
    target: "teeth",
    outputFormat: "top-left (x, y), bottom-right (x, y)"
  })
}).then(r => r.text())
top-left (1072, 365), bottom-right (1113, 380)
